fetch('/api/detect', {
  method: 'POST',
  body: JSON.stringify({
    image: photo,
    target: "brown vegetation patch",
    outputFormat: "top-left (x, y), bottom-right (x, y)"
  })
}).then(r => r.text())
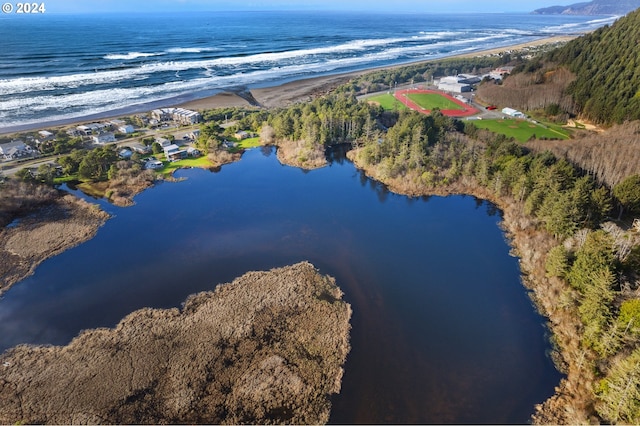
top-left (0, 194), bottom-right (109, 294)
top-left (208, 148), bottom-right (242, 168)
top-left (76, 166), bottom-right (156, 207)
top-left (0, 262), bottom-right (351, 425)
top-left (527, 121), bottom-right (640, 187)
top-left (106, 161), bottom-right (157, 206)
top-left (476, 66), bottom-right (576, 114)
top-left (0, 181), bottom-right (59, 228)
top-left (276, 139), bottom-right (328, 170)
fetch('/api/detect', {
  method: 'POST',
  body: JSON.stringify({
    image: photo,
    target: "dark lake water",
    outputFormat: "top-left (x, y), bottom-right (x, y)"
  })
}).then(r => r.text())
top-left (0, 147), bottom-right (562, 423)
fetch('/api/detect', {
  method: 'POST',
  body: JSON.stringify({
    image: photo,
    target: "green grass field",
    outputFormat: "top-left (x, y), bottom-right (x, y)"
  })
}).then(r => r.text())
top-left (159, 156), bottom-right (214, 176)
top-left (406, 93), bottom-right (463, 111)
top-left (237, 137), bottom-right (261, 149)
top-left (471, 118), bottom-right (570, 142)
top-left (365, 94), bottom-right (408, 111)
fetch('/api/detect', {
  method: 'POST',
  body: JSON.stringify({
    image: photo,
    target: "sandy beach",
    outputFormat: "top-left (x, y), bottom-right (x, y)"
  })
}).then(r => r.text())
top-left (0, 35), bottom-right (577, 136)
top-left (179, 35), bottom-right (578, 111)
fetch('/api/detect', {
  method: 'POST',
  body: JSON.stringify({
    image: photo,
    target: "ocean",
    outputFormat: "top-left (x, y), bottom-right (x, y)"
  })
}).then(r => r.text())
top-left (0, 11), bottom-right (617, 131)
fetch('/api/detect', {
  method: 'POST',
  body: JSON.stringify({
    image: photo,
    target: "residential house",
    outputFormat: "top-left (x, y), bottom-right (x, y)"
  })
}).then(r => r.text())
top-left (0, 140), bottom-right (31, 160)
top-left (77, 123), bottom-right (107, 136)
top-left (234, 130), bottom-right (250, 140)
top-left (77, 125), bottom-right (93, 135)
top-left (151, 109), bottom-right (173, 122)
top-left (118, 125), bottom-right (135, 134)
top-left (156, 137), bottom-right (172, 148)
top-left (118, 148), bottom-right (133, 159)
top-left (151, 107), bottom-right (201, 125)
top-left (163, 144), bottom-right (187, 162)
top-left (144, 160), bottom-right (163, 170)
top-left (188, 129), bottom-right (200, 140)
top-left (130, 143), bottom-right (151, 154)
top-left (92, 132), bottom-right (116, 144)
top-left (37, 130), bottom-right (54, 141)
top-left (486, 66), bottom-right (515, 81)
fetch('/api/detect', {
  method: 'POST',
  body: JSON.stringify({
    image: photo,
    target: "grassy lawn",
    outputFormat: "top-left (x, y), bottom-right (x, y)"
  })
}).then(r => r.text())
top-left (53, 174), bottom-right (79, 184)
top-left (237, 137), bottom-right (261, 149)
top-left (365, 94), bottom-right (409, 111)
top-left (159, 156), bottom-right (214, 176)
top-left (406, 93), bottom-right (463, 111)
top-left (471, 118), bottom-right (570, 142)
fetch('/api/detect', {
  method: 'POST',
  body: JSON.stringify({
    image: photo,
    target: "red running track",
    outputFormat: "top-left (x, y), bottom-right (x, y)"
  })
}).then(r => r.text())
top-left (394, 89), bottom-right (480, 117)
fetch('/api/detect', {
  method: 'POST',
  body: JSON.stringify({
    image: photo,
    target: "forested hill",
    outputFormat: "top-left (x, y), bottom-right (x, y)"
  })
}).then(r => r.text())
top-left (545, 7), bottom-right (640, 124)
top-left (533, 0), bottom-right (640, 15)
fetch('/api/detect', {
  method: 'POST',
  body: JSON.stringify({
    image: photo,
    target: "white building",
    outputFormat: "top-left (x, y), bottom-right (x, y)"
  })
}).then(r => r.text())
top-left (502, 107), bottom-right (526, 118)
top-left (37, 130), bottom-right (54, 141)
top-left (151, 108), bottom-right (201, 125)
top-left (92, 132), bottom-right (116, 144)
top-left (77, 123), bottom-right (109, 136)
top-left (145, 160), bottom-right (163, 170)
top-left (437, 81), bottom-right (472, 93)
top-left (118, 125), bottom-right (135, 134)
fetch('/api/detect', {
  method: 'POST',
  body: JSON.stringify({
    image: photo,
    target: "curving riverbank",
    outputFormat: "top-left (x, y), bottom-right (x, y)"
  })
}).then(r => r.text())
top-left (0, 194), bottom-right (109, 295)
top-left (0, 262), bottom-right (352, 425)
top-left (347, 148), bottom-right (591, 424)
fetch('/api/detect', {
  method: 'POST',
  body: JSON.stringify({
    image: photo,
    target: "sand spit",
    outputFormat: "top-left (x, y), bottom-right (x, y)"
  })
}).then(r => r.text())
top-left (0, 262), bottom-right (352, 425)
top-left (0, 194), bottom-right (109, 294)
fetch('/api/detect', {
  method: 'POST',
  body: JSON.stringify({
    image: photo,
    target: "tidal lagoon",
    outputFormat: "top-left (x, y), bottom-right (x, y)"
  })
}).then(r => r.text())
top-left (0, 147), bottom-right (562, 423)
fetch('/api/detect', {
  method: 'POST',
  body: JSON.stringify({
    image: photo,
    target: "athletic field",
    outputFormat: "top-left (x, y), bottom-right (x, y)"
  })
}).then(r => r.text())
top-left (394, 89), bottom-right (479, 117)
top-left (470, 118), bottom-right (570, 142)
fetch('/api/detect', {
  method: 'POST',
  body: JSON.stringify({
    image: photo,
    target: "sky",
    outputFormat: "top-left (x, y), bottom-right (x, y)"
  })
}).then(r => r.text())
top-left (36, 0), bottom-right (570, 14)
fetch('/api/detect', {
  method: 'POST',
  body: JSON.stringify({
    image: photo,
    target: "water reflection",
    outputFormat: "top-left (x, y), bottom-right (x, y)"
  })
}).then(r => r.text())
top-left (1, 147), bottom-right (561, 423)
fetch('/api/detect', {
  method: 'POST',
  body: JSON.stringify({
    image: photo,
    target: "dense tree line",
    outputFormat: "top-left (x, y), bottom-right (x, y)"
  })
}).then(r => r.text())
top-left (238, 93), bottom-right (382, 148)
top-left (544, 8), bottom-right (640, 125)
top-left (527, 121), bottom-right (640, 189)
top-left (59, 145), bottom-right (119, 181)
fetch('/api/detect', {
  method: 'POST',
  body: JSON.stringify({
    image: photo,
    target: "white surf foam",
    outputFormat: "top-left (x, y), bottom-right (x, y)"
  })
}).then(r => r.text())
top-left (104, 52), bottom-right (164, 60)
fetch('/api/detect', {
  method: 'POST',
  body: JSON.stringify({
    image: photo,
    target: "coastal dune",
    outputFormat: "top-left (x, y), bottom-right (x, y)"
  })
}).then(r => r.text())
top-left (0, 262), bottom-right (352, 425)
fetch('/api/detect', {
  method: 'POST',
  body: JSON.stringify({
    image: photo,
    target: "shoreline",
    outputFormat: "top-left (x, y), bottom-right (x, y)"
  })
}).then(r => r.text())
top-left (0, 194), bottom-right (110, 295)
top-left (0, 262), bottom-right (352, 425)
top-left (0, 32), bottom-right (585, 422)
top-left (0, 35), bottom-right (577, 136)
top-left (345, 148), bottom-right (592, 423)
